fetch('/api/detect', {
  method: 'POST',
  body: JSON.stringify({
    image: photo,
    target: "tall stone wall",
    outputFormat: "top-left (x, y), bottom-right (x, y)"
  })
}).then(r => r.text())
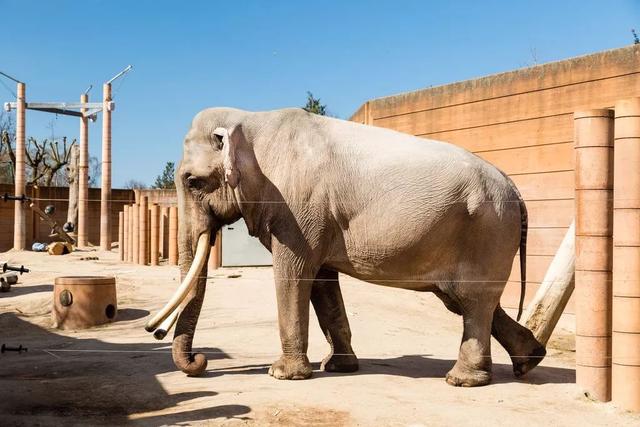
top-left (351, 44), bottom-right (640, 312)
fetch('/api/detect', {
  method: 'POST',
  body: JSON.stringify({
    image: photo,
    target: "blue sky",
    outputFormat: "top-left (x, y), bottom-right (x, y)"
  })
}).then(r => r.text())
top-left (1, 0), bottom-right (639, 187)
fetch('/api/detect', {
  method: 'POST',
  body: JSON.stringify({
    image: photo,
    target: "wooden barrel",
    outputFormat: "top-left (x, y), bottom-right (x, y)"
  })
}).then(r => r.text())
top-left (52, 276), bottom-right (117, 329)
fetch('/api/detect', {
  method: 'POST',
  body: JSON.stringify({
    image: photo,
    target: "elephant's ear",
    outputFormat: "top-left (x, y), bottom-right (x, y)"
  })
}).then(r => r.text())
top-left (213, 126), bottom-right (242, 189)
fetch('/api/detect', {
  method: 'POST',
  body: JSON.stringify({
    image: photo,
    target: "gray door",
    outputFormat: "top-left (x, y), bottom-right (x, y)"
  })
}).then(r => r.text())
top-left (221, 219), bottom-right (272, 267)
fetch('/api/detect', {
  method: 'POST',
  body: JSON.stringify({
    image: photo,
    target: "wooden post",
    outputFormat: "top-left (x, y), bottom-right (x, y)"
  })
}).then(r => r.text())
top-left (123, 205), bottom-right (129, 262)
top-left (168, 206), bottom-right (178, 266)
top-left (613, 98), bottom-right (640, 411)
top-left (159, 206), bottom-right (169, 259)
top-left (118, 212), bottom-right (124, 261)
top-left (139, 196), bottom-right (148, 265)
top-left (66, 145), bottom-right (80, 230)
top-left (13, 82), bottom-right (26, 250)
top-left (132, 204), bottom-right (140, 264)
top-left (574, 109), bottom-right (614, 402)
top-left (521, 221), bottom-right (575, 346)
top-left (100, 83), bottom-right (112, 250)
top-left (150, 204), bottom-right (160, 266)
top-left (78, 93), bottom-right (89, 247)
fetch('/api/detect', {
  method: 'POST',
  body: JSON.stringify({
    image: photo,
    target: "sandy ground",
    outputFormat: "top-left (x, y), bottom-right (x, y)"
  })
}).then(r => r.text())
top-left (0, 249), bottom-right (638, 427)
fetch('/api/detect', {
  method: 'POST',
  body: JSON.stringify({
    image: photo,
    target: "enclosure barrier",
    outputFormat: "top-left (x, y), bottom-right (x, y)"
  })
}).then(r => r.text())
top-left (612, 98), bottom-right (640, 412)
top-left (574, 109), bottom-right (614, 402)
top-left (13, 82), bottom-right (26, 250)
top-left (117, 201), bottom-right (222, 269)
top-left (78, 93), bottom-right (90, 247)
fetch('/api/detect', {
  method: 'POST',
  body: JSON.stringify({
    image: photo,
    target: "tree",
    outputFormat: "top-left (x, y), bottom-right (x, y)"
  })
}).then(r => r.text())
top-left (303, 91), bottom-right (327, 115)
top-left (0, 112), bottom-right (77, 186)
top-left (88, 156), bottom-right (100, 187)
top-left (153, 161), bottom-right (176, 189)
top-left (123, 179), bottom-right (148, 189)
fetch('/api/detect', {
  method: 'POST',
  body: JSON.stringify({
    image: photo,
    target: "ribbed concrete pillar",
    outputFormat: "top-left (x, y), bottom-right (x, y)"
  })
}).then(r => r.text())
top-left (150, 204), bottom-right (159, 266)
top-left (168, 206), bottom-right (178, 265)
top-left (208, 230), bottom-right (222, 270)
top-left (78, 93), bottom-right (89, 247)
top-left (613, 98), bottom-right (640, 412)
top-left (123, 205), bottom-right (129, 262)
top-left (139, 196), bottom-right (148, 265)
top-left (13, 82), bottom-right (26, 250)
top-left (118, 212), bottom-right (124, 261)
top-left (127, 204), bottom-right (134, 263)
top-left (574, 109), bottom-right (614, 402)
top-left (100, 83), bottom-right (112, 250)
top-left (132, 204), bottom-right (140, 264)
top-left (160, 206), bottom-right (169, 259)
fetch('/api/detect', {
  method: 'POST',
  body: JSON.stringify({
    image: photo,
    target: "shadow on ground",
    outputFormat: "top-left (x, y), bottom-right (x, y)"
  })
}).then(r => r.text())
top-left (0, 283), bottom-right (53, 297)
top-left (206, 355), bottom-right (574, 385)
top-left (0, 313), bottom-right (251, 426)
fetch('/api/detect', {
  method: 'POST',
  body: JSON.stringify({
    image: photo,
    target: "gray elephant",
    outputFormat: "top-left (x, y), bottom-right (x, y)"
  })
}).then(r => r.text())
top-left (145, 107), bottom-right (546, 387)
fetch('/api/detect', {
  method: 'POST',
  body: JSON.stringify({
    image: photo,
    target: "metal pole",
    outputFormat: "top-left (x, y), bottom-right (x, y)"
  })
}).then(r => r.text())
top-left (78, 93), bottom-right (89, 247)
top-left (13, 82), bottom-right (26, 250)
top-left (100, 83), bottom-right (112, 250)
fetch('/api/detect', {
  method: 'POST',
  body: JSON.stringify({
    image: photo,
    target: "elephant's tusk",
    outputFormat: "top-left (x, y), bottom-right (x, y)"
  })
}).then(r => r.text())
top-left (153, 307), bottom-right (180, 340)
top-left (145, 231), bottom-right (211, 332)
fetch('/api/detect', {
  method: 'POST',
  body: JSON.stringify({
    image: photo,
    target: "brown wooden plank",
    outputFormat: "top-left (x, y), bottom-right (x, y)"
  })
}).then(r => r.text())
top-left (511, 171), bottom-right (574, 201)
top-left (525, 227), bottom-right (570, 256)
top-left (476, 142), bottom-right (574, 175)
top-left (423, 114), bottom-right (573, 152)
top-left (367, 45), bottom-right (640, 120)
top-left (526, 199), bottom-right (574, 228)
top-left (373, 72), bottom-right (640, 136)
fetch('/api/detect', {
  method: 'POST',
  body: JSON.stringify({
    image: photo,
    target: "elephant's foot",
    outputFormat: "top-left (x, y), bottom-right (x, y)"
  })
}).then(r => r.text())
top-left (445, 362), bottom-right (492, 387)
top-left (268, 355), bottom-right (313, 380)
top-left (321, 352), bottom-right (359, 373)
top-left (512, 343), bottom-right (546, 377)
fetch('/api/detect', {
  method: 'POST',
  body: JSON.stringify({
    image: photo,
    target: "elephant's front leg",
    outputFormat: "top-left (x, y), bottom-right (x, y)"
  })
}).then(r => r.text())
top-left (311, 268), bottom-right (359, 373)
top-left (268, 243), bottom-right (316, 380)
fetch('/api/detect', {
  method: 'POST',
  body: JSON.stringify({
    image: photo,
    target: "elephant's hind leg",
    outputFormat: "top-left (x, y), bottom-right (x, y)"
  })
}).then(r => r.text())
top-left (311, 268), bottom-right (359, 373)
top-left (491, 305), bottom-right (546, 377)
top-left (445, 284), bottom-right (499, 387)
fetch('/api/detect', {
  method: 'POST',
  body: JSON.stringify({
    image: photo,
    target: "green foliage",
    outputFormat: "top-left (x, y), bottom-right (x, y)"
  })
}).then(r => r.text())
top-left (303, 91), bottom-right (327, 116)
top-left (153, 161), bottom-right (176, 189)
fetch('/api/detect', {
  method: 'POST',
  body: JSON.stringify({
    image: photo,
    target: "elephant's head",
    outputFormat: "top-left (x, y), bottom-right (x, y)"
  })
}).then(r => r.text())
top-left (145, 110), bottom-right (247, 376)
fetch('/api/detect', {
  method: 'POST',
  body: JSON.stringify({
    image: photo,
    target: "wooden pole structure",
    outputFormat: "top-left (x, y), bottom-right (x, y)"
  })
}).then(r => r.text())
top-left (160, 206), bottom-right (169, 259)
top-left (520, 221), bottom-right (575, 346)
top-left (100, 83), bottom-right (112, 250)
top-left (168, 206), bottom-right (178, 266)
top-left (13, 82), bottom-right (26, 250)
top-left (123, 205), bottom-right (129, 262)
top-left (139, 196), bottom-right (148, 265)
top-left (150, 204), bottom-right (160, 266)
top-left (574, 109), bottom-right (614, 402)
top-left (132, 204), bottom-right (140, 264)
top-left (613, 98), bottom-right (640, 411)
top-left (118, 212), bottom-right (124, 261)
top-left (78, 93), bottom-right (89, 247)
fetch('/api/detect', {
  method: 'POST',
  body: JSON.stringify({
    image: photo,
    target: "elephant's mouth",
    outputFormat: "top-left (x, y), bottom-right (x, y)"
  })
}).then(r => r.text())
top-left (144, 231), bottom-right (211, 337)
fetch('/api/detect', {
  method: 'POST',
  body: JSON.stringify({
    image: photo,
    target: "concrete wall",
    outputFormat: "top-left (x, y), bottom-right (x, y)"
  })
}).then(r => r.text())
top-left (351, 45), bottom-right (640, 312)
top-left (0, 184), bottom-right (134, 251)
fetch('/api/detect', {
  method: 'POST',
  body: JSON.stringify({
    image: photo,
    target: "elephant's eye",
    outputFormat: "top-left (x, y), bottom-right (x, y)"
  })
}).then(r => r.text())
top-left (186, 176), bottom-right (206, 191)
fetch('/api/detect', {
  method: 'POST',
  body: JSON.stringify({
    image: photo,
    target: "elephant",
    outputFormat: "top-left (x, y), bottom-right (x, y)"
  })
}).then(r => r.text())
top-left (144, 107), bottom-right (546, 387)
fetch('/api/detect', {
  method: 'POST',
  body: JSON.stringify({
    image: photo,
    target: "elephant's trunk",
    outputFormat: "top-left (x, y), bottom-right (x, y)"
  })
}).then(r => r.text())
top-left (171, 229), bottom-right (211, 376)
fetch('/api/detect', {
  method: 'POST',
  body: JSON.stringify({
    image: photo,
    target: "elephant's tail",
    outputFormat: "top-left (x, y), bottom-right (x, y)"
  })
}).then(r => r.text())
top-left (517, 197), bottom-right (528, 321)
